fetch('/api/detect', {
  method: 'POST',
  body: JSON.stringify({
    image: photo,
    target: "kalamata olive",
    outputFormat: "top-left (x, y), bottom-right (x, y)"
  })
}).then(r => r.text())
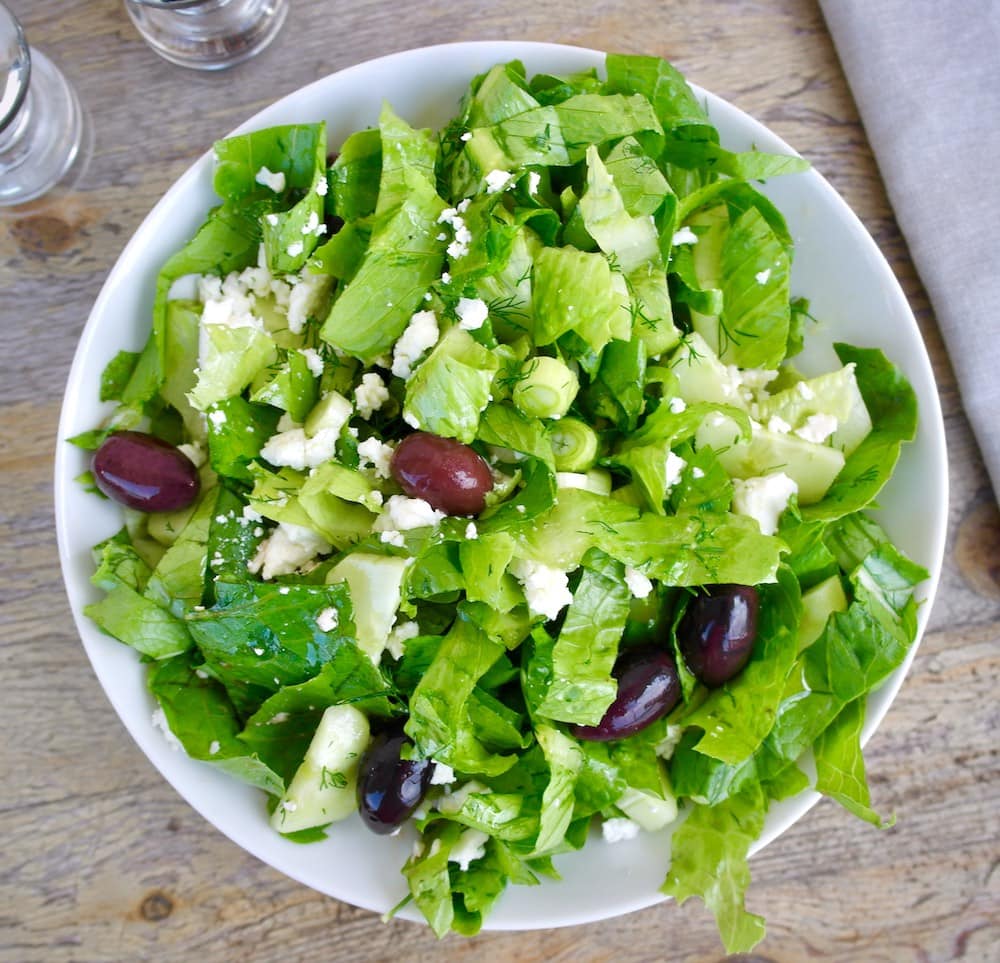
top-left (677, 584), bottom-right (760, 687)
top-left (92, 431), bottom-right (200, 512)
top-left (571, 647), bottom-right (681, 742)
top-left (390, 432), bottom-right (493, 515)
top-left (358, 733), bottom-right (434, 834)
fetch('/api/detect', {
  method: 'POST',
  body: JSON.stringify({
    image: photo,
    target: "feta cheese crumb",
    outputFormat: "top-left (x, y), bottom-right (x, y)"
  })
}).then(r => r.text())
top-left (208, 408), bottom-right (227, 427)
top-left (448, 829), bottom-right (490, 871)
top-left (300, 347), bottom-right (324, 378)
top-left (484, 169), bottom-right (513, 194)
top-left (767, 414), bottom-right (792, 434)
top-left (391, 310), bottom-right (440, 379)
top-left (247, 522), bottom-right (331, 580)
top-left (356, 437), bottom-right (395, 479)
top-left (795, 412), bottom-right (838, 444)
top-left (624, 567), bottom-right (654, 599)
top-left (265, 213), bottom-right (279, 226)
top-left (691, 466), bottom-right (705, 479)
top-left (602, 817), bottom-right (641, 844)
top-left (375, 494), bottom-right (446, 532)
top-left (731, 472), bottom-right (798, 535)
top-left (354, 372), bottom-right (390, 419)
top-left (315, 177), bottom-right (328, 196)
top-left (254, 166), bottom-right (286, 193)
top-left (464, 522), bottom-right (478, 540)
top-left (668, 396), bottom-right (687, 414)
top-left (379, 530), bottom-right (405, 548)
top-left (755, 268), bottom-right (772, 285)
top-left (460, 131), bottom-right (472, 142)
top-left (509, 559), bottom-right (573, 620)
top-left (386, 619), bottom-right (420, 659)
top-left (252, 647), bottom-right (265, 656)
top-left (665, 451), bottom-right (687, 491)
top-left (286, 241), bottom-right (304, 258)
top-left (208, 740), bottom-right (221, 756)
top-left (528, 170), bottom-right (541, 195)
top-left (302, 211), bottom-right (321, 235)
top-left (430, 762), bottom-right (456, 785)
top-left (315, 607), bottom-right (340, 632)
top-left (671, 226), bottom-right (698, 245)
top-left (456, 296), bottom-right (489, 330)
top-left (151, 708), bottom-right (183, 752)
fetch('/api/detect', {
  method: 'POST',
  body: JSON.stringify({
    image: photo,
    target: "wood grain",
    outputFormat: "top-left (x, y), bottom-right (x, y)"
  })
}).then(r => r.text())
top-left (2, 1), bottom-right (998, 961)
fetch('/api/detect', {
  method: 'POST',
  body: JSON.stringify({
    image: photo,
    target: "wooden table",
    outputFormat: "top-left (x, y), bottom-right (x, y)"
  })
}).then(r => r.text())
top-left (2, 1), bottom-right (998, 960)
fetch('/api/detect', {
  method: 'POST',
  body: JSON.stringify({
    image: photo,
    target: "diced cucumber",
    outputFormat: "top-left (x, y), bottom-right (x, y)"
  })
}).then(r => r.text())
top-left (555, 469), bottom-right (612, 495)
top-left (670, 331), bottom-right (746, 409)
top-left (755, 363), bottom-right (872, 455)
top-left (797, 574), bottom-right (849, 651)
top-left (326, 552), bottom-right (410, 661)
top-left (696, 414), bottom-right (845, 505)
top-left (304, 389), bottom-right (354, 438)
top-left (688, 205), bottom-right (729, 355)
top-left (270, 704), bottom-right (370, 834)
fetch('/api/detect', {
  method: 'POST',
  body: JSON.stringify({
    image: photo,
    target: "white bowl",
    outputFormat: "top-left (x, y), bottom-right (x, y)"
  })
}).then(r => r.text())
top-left (55, 41), bottom-right (948, 930)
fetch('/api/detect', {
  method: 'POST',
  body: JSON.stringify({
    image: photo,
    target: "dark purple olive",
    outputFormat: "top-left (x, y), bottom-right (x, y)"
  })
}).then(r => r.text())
top-left (390, 432), bottom-right (493, 516)
top-left (571, 647), bottom-right (681, 742)
top-left (92, 430), bottom-right (200, 512)
top-left (358, 733), bottom-right (434, 834)
top-left (677, 584), bottom-right (760, 687)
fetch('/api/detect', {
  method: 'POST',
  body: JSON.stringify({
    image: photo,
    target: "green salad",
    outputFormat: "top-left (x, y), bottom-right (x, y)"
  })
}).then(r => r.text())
top-left (72, 54), bottom-right (927, 951)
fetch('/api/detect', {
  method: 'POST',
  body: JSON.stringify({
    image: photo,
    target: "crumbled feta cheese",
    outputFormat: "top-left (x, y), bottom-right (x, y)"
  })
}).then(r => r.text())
top-left (691, 466), bottom-right (705, 479)
top-left (767, 414), bottom-right (792, 434)
top-left (671, 226), bottom-right (698, 245)
top-left (252, 647), bottom-right (265, 656)
top-left (385, 619), bottom-right (420, 659)
top-left (528, 170), bottom-right (541, 195)
top-left (509, 559), bottom-right (573, 620)
top-left (755, 268), bottom-right (772, 285)
top-left (354, 372), bottom-right (390, 419)
top-left (247, 522), bottom-right (331, 580)
top-left (464, 522), bottom-right (478, 540)
top-left (259, 426), bottom-right (338, 470)
top-left (208, 740), bottom-right (221, 756)
top-left (315, 607), bottom-right (340, 632)
top-left (602, 817), bottom-right (641, 844)
top-left (357, 436), bottom-right (395, 479)
top-left (301, 211), bottom-right (321, 235)
top-left (379, 530), bottom-right (405, 548)
top-left (436, 779), bottom-right (488, 814)
top-left (438, 207), bottom-right (472, 259)
top-left (668, 396), bottom-right (687, 414)
top-left (460, 131), bottom-right (472, 142)
top-left (624, 567), bottom-right (654, 599)
top-left (391, 310), bottom-right (440, 379)
top-left (286, 241), bottom-right (304, 258)
top-left (207, 408), bottom-right (227, 427)
top-left (151, 708), bottom-right (183, 752)
top-left (795, 412), bottom-right (838, 444)
top-left (430, 762), bottom-right (456, 785)
top-left (796, 380), bottom-right (815, 400)
top-left (286, 271), bottom-right (332, 334)
top-left (265, 213), bottom-right (279, 226)
top-left (731, 472), bottom-right (798, 535)
top-left (665, 451), bottom-right (687, 491)
top-left (315, 177), bottom-right (328, 196)
top-left (255, 166), bottom-right (286, 193)
top-left (268, 712), bottom-right (290, 725)
top-left (654, 724), bottom-right (685, 760)
top-left (375, 494), bottom-right (446, 532)
top-left (300, 347), bottom-right (324, 378)
top-left (456, 296), bottom-right (489, 330)
top-left (449, 829), bottom-right (489, 871)
top-left (484, 169), bottom-right (513, 193)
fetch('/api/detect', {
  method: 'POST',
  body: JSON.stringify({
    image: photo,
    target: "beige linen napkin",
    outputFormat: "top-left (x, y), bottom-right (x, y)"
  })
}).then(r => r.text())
top-left (819, 0), bottom-right (1000, 498)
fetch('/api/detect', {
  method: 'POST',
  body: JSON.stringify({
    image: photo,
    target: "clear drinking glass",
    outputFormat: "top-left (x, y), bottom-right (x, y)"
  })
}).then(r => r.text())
top-left (0, 3), bottom-right (84, 206)
top-left (124, 0), bottom-right (289, 71)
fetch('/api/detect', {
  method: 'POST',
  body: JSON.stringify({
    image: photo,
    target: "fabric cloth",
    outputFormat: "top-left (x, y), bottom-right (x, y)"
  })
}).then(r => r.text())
top-left (818, 0), bottom-right (1000, 499)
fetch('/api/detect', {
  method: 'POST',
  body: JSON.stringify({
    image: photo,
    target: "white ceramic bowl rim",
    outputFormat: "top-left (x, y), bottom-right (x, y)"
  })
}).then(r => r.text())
top-left (54, 40), bottom-right (947, 931)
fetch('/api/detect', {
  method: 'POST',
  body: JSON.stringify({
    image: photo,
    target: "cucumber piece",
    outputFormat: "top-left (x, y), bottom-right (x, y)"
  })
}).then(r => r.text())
top-left (670, 331), bottom-right (746, 409)
top-left (696, 414), bottom-right (845, 505)
top-left (270, 704), bottom-right (370, 834)
top-left (304, 389), bottom-right (353, 438)
top-left (755, 363), bottom-right (872, 455)
top-left (327, 552), bottom-right (411, 661)
top-left (555, 469), bottom-right (612, 495)
top-left (797, 574), bottom-right (848, 651)
top-left (688, 205), bottom-right (729, 355)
